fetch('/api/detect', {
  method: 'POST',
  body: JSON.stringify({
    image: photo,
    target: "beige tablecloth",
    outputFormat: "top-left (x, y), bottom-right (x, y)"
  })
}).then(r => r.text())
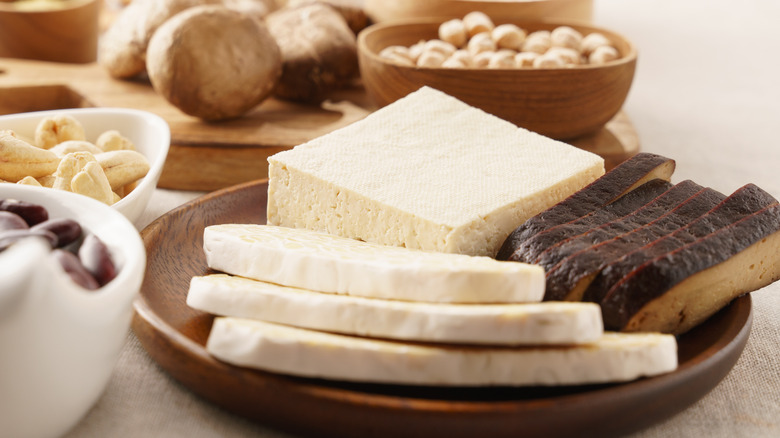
top-left (64, 0), bottom-right (780, 436)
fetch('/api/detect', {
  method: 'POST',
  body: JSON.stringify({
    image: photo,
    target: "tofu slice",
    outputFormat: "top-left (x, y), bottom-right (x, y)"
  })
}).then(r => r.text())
top-left (188, 274), bottom-right (603, 345)
top-left (203, 224), bottom-right (545, 303)
top-left (206, 317), bottom-right (678, 386)
top-left (267, 86), bottom-right (604, 257)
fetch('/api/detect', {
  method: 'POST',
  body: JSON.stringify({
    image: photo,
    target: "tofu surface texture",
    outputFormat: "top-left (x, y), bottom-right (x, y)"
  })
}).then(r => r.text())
top-left (267, 86), bottom-right (605, 257)
top-left (203, 224), bottom-right (545, 303)
top-left (188, 273), bottom-right (603, 345)
top-left (207, 317), bottom-right (678, 386)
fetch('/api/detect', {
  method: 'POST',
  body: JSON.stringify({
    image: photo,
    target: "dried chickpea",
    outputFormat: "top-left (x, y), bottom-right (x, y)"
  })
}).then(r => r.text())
top-left (34, 115), bottom-right (86, 149)
top-left (449, 49), bottom-right (474, 67)
top-left (581, 32), bottom-right (612, 56)
top-left (550, 26), bottom-right (583, 51)
top-left (514, 51), bottom-right (539, 67)
top-left (521, 30), bottom-right (551, 54)
top-left (589, 45), bottom-right (619, 64)
top-left (491, 24), bottom-right (526, 51)
top-left (442, 57), bottom-right (468, 68)
top-left (547, 47), bottom-right (581, 66)
top-left (381, 52), bottom-right (415, 67)
top-left (462, 11), bottom-right (494, 37)
top-left (379, 46), bottom-right (414, 66)
top-left (417, 50), bottom-right (447, 67)
top-left (423, 39), bottom-right (457, 58)
top-left (533, 52), bottom-right (565, 68)
top-left (408, 40), bottom-right (426, 62)
top-left (467, 32), bottom-right (496, 56)
top-left (488, 50), bottom-right (516, 69)
top-left (438, 18), bottom-right (468, 48)
top-left (472, 51), bottom-right (494, 68)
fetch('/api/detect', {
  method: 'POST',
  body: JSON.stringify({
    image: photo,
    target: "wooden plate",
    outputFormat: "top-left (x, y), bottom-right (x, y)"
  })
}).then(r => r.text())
top-left (133, 180), bottom-right (753, 438)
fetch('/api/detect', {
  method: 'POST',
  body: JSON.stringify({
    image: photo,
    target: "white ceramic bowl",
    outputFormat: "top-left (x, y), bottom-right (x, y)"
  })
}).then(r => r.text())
top-left (0, 184), bottom-right (146, 438)
top-left (0, 107), bottom-right (170, 227)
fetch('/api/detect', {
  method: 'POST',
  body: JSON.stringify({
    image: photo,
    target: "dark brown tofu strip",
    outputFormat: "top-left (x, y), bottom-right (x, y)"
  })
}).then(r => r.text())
top-left (587, 183), bottom-right (777, 308)
top-left (597, 185), bottom-right (780, 334)
top-left (543, 186), bottom-right (727, 302)
top-left (496, 153), bottom-right (676, 260)
top-left (508, 179), bottom-right (673, 264)
top-left (536, 180), bottom-right (706, 272)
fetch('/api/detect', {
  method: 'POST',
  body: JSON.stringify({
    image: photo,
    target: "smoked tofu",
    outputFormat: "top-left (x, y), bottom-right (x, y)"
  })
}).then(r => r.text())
top-left (267, 86), bottom-right (605, 257)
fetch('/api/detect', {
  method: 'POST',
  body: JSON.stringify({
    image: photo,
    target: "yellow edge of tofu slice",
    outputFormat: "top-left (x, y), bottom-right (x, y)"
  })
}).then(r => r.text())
top-left (188, 274), bottom-right (604, 346)
top-left (203, 224), bottom-right (545, 304)
top-left (206, 317), bottom-right (678, 387)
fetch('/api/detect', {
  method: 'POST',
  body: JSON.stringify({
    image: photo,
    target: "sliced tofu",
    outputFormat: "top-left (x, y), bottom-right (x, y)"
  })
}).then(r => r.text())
top-left (203, 224), bottom-right (545, 303)
top-left (188, 274), bottom-right (603, 345)
top-left (206, 317), bottom-right (678, 386)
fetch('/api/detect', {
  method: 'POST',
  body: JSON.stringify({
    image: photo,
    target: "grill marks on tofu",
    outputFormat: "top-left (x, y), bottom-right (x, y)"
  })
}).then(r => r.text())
top-left (496, 153), bottom-right (676, 260)
top-left (597, 185), bottom-right (780, 334)
top-left (498, 153), bottom-right (780, 335)
top-left (509, 179), bottom-right (673, 264)
top-left (543, 182), bottom-right (727, 302)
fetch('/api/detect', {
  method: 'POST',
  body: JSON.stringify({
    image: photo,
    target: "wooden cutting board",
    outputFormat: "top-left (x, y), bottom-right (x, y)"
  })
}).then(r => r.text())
top-left (0, 57), bottom-right (638, 191)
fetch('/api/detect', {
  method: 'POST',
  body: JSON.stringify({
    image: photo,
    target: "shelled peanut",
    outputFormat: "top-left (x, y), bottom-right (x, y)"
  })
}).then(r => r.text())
top-left (0, 115), bottom-right (150, 206)
top-left (378, 11), bottom-right (620, 69)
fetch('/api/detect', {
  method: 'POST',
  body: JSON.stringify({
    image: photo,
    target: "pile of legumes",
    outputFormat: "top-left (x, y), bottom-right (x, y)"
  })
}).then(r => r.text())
top-left (0, 198), bottom-right (117, 290)
top-left (379, 11), bottom-right (620, 69)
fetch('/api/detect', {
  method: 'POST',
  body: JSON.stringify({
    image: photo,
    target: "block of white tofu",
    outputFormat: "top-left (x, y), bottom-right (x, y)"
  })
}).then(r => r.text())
top-left (188, 274), bottom-right (603, 345)
top-left (207, 318), bottom-right (678, 386)
top-left (267, 86), bottom-right (605, 257)
top-left (203, 224), bottom-right (544, 303)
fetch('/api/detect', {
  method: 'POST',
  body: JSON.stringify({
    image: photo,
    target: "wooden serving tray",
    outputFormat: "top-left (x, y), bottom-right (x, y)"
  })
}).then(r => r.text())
top-left (134, 179), bottom-right (752, 438)
top-left (0, 57), bottom-right (638, 191)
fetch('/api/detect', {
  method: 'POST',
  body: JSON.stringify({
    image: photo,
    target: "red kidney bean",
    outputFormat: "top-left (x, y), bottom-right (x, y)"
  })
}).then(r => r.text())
top-left (0, 199), bottom-right (48, 226)
top-left (32, 218), bottom-right (82, 248)
top-left (0, 198), bottom-right (119, 290)
top-left (51, 249), bottom-right (100, 290)
top-left (78, 233), bottom-right (117, 287)
top-left (0, 229), bottom-right (58, 251)
top-left (0, 211), bottom-right (29, 231)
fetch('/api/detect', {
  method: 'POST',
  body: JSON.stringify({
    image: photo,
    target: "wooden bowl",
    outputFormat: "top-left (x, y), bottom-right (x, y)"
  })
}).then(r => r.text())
top-left (357, 19), bottom-right (637, 140)
top-left (365, 0), bottom-right (593, 23)
top-left (0, 0), bottom-right (101, 64)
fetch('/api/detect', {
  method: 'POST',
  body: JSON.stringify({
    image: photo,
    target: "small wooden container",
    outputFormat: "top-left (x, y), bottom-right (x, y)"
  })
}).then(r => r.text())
top-left (0, 0), bottom-right (101, 64)
top-left (365, 0), bottom-right (594, 23)
top-left (358, 19), bottom-right (637, 139)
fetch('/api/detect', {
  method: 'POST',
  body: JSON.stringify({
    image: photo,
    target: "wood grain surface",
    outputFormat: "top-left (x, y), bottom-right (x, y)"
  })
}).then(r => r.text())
top-left (0, 56), bottom-right (638, 191)
top-left (133, 179), bottom-right (752, 438)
